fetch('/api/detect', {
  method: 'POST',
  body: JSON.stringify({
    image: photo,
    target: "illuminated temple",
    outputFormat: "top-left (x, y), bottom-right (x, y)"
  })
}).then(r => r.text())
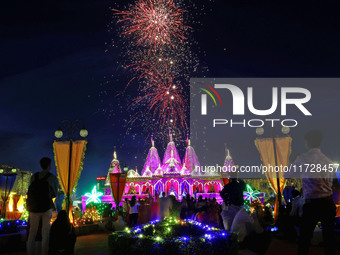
top-left (82, 134), bottom-right (233, 210)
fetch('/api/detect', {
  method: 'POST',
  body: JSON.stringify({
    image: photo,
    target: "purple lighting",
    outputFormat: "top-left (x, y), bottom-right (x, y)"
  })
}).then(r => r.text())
top-left (81, 135), bottom-right (236, 211)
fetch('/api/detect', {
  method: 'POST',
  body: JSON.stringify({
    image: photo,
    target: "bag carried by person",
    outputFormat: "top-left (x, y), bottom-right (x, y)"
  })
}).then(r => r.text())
top-left (26, 173), bottom-right (52, 212)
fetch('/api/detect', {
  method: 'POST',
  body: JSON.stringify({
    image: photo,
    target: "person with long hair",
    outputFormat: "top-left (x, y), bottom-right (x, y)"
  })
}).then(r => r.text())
top-left (49, 210), bottom-right (76, 255)
top-left (128, 196), bottom-right (140, 227)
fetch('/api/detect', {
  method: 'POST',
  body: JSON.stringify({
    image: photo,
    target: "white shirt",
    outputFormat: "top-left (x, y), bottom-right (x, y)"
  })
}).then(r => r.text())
top-left (290, 148), bottom-right (333, 199)
top-left (129, 202), bottom-right (140, 214)
top-left (231, 208), bottom-right (263, 242)
top-left (290, 196), bottom-right (304, 217)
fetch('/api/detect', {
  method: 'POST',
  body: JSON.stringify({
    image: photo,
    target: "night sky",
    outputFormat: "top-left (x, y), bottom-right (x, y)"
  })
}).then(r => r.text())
top-left (1, 0), bottom-right (340, 195)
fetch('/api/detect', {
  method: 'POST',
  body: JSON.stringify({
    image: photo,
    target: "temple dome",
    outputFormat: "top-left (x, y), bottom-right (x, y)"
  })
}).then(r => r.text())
top-left (162, 132), bottom-right (181, 165)
top-left (163, 149), bottom-right (182, 173)
top-left (142, 136), bottom-right (161, 175)
top-left (153, 164), bottom-right (164, 177)
top-left (127, 170), bottom-right (137, 178)
top-left (182, 139), bottom-right (200, 176)
top-left (142, 167), bottom-right (153, 177)
top-left (180, 163), bottom-right (191, 176)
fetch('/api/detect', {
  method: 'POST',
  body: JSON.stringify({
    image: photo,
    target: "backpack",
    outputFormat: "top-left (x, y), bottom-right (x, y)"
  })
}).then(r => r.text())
top-left (26, 172), bottom-right (52, 212)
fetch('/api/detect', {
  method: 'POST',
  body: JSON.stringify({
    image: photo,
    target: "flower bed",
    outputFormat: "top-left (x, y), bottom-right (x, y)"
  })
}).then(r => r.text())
top-left (108, 217), bottom-right (238, 255)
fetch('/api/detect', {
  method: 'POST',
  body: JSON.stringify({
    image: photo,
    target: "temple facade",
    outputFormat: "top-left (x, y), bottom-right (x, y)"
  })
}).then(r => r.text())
top-left (82, 134), bottom-right (233, 210)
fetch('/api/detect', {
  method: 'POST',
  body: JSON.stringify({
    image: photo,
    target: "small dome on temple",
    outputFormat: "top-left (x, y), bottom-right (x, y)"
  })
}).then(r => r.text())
top-left (180, 163), bottom-right (191, 176)
top-left (153, 164), bottom-right (164, 177)
top-left (127, 170), bottom-right (136, 178)
top-left (134, 167), bottom-right (140, 177)
top-left (142, 167), bottom-right (153, 177)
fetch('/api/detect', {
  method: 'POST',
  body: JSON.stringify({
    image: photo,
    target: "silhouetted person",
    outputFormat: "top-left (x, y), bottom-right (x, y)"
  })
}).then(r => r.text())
top-left (128, 196), bottom-right (140, 227)
top-left (49, 210), bottom-right (76, 255)
top-left (122, 198), bottom-right (129, 222)
top-left (27, 157), bottom-right (58, 255)
top-left (292, 130), bottom-right (335, 255)
top-left (159, 192), bottom-right (172, 219)
top-left (220, 173), bottom-right (246, 231)
top-left (290, 189), bottom-right (304, 219)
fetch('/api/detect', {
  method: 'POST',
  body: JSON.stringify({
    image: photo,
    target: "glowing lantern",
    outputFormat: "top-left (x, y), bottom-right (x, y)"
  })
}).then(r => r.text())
top-left (17, 195), bottom-right (24, 212)
top-left (8, 195), bottom-right (14, 212)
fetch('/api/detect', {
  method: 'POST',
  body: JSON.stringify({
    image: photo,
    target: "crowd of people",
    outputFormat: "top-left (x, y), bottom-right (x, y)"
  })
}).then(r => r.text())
top-left (118, 192), bottom-right (223, 228)
top-left (25, 129), bottom-right (338, 255)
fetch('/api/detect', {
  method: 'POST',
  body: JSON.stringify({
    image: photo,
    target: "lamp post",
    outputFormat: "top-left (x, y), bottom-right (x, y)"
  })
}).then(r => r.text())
top-left (119, 161), bottom-right (128, 172)
top-left (256, 126), bottom-right (290, 212)
top-left (54, 119), bottom-right (88, 216)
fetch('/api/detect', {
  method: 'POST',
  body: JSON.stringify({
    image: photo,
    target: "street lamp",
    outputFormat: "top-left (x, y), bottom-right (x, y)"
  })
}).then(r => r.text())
top-left (119, 161), bottom-right (128, 172)
top-left (55, 119), bottom-right (88, 217)
top-left (256, 126), bottom-right (290, 213)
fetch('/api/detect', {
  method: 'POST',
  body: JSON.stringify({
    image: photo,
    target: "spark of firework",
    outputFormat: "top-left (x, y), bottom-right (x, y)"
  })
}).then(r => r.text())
top-left (113, 0), bottom-right (190, 51)
top-left (127, 60), bottom-right (188, 131)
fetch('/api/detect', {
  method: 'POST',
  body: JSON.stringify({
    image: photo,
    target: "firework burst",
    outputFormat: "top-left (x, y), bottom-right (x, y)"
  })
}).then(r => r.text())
top-left (105, 0), bottom-right (211, 144)
top-left (113, 0), bottom-right (190, 50)
top-left (128, 60), bottom-right (188, 130)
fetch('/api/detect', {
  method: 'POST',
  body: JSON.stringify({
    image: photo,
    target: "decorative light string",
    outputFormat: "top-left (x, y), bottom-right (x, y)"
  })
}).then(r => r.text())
top-left (121, 217), bottom-right (230, 242)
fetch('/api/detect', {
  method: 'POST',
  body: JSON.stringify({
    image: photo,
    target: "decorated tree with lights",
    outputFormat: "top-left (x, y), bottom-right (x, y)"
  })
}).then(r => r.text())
top-left (79, 207), bottom-right (101, 225)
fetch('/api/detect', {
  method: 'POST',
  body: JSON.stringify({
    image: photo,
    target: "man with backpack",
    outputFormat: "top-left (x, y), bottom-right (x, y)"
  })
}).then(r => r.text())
top-left (27, 157), bottom-right (59, 255)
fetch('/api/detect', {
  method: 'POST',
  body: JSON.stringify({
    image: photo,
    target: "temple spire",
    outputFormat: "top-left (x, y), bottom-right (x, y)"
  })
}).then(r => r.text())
top-left (169, 128), bottom-right (173, 142)
top-left (225, 143), bottom-right (231, 158)
top-left (113, 146), bottom-right (117, 160)
top-left (151, 134), bottom-right (155, 147)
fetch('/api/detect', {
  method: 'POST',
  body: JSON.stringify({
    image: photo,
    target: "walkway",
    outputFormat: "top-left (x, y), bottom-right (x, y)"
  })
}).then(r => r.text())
top-left (3, 231), bottom-right (340, 255)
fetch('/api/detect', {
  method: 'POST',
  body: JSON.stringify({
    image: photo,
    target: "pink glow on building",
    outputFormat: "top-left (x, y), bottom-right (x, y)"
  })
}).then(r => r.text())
top-left (82, 135), bottom-right (235, 211)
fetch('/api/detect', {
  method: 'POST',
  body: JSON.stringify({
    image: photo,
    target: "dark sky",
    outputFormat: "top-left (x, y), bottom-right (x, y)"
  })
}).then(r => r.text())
top-left (1, 0), bottom-right (340, 195)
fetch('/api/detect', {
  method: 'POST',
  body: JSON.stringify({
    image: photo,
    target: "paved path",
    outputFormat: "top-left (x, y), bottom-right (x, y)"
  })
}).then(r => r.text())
top-left (74, 232), bottom-right (109, 255)
top-left (2, 232), bottom-right (110, 255)
top-left (4, 232), bottom-right (340, 255)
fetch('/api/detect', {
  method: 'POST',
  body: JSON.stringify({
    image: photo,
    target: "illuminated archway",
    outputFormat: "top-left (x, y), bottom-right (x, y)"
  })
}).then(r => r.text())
top-left (181, 180), bottom-right (191, 197)
top-left (154, 180), bottom-right (164, 197)
top-left (193, 181), bottom-right (203, 193)
top-left (142, 182), bottom-right (153, 195)
top-left (165, 179), bottom-right (180, 197)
